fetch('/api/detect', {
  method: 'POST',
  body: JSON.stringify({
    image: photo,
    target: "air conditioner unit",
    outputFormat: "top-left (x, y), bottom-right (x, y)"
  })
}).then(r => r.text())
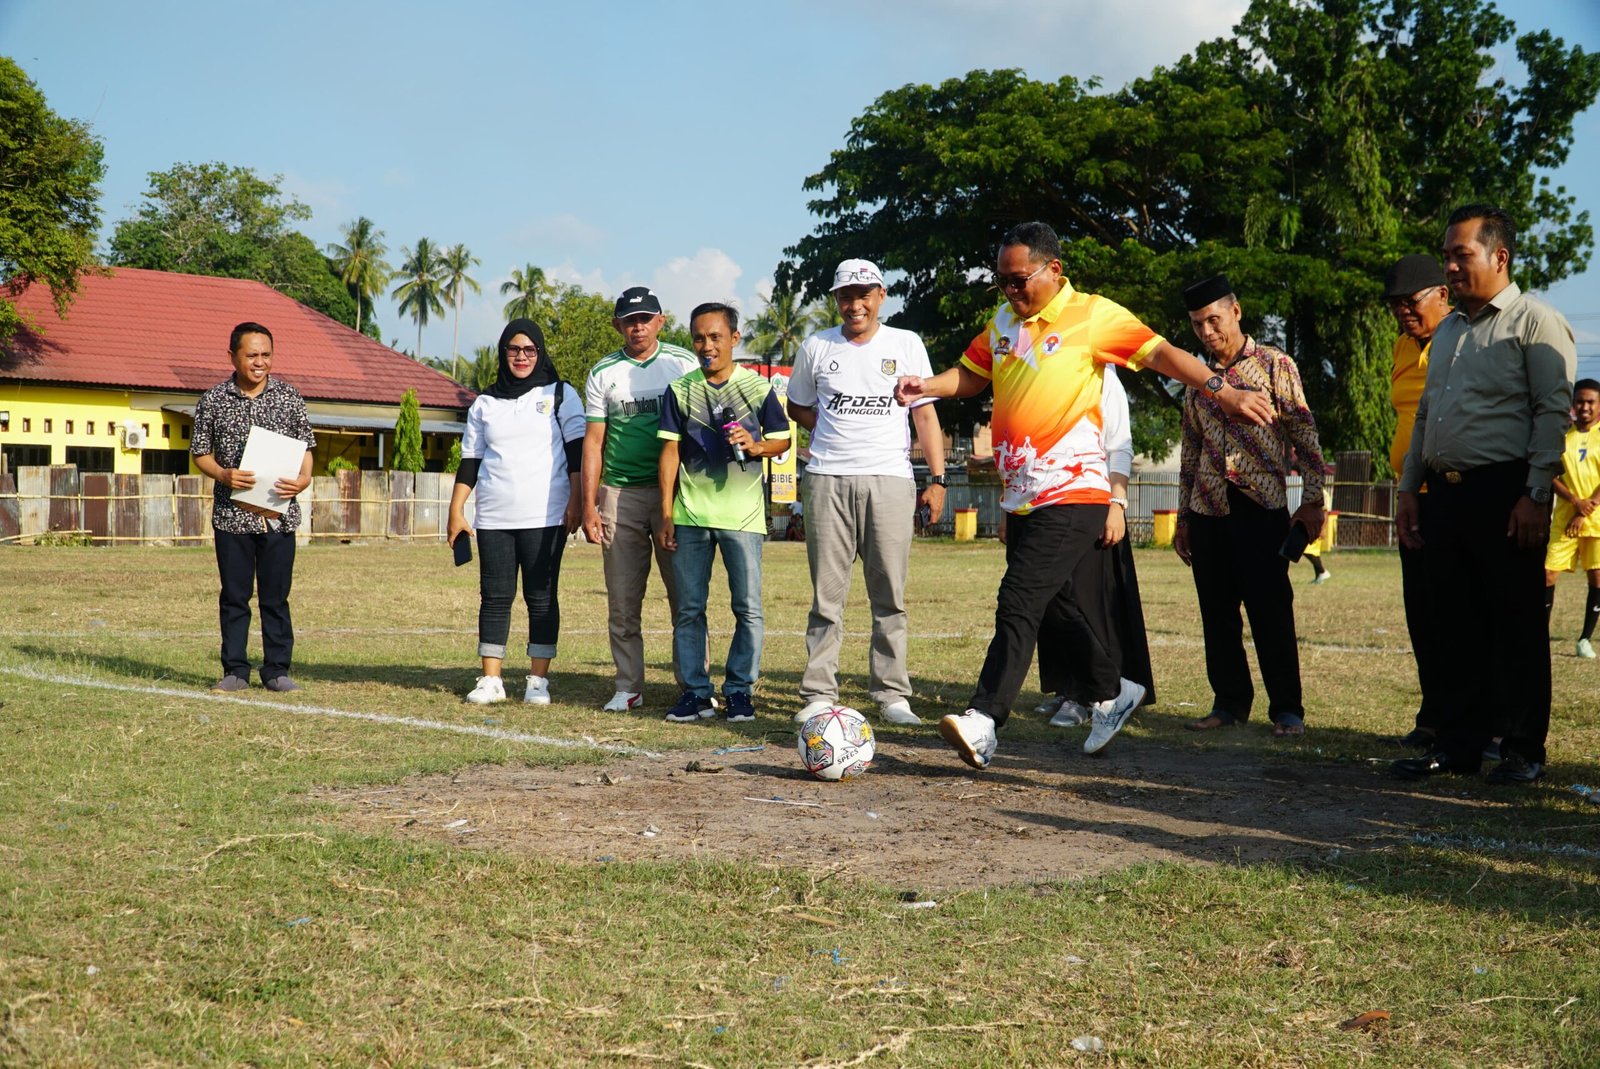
top-left (120, 422), bottom-right (148, 450)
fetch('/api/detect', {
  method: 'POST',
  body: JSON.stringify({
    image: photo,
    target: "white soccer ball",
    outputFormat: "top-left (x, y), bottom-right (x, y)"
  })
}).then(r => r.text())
top-left (798, 706), bottom-right (875, 781)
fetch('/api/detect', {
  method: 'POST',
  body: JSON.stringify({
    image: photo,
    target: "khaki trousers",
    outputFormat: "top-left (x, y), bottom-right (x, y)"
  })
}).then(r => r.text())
top-left (597, 483), bottom-right (681, 694)
top-left (800, 474), bottom-right (915, 705)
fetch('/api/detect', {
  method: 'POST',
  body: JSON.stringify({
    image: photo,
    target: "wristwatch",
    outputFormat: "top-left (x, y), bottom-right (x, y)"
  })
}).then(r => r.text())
top-left (1203, 374), bottom-right (1225, 397)
top-left (927, 474), bottom-right (946, 487)
top-left (1526, 485), bottom-right (1553, 505)
top-left (1108, 496), bottom-right (1128, 509)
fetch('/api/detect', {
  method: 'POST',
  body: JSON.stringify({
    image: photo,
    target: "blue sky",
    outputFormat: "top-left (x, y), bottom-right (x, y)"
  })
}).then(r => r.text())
top-left (5, 0), bottom-right (1597, 371)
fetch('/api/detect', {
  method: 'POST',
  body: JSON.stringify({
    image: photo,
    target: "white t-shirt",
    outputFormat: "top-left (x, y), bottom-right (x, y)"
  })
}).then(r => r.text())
top-left (789, 324), bottom-right (934, 478)
top-left (1102, 367), bottom-right (1133, 478)
top-left (460, 382), bottom-right (586, 529)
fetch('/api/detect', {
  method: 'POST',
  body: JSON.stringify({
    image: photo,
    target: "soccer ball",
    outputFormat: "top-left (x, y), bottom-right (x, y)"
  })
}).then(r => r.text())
top-left (798, 706), bottom-right (875, 781)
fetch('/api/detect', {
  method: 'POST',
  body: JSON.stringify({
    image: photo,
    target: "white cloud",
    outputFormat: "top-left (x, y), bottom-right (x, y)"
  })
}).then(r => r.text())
top-left (510, 212), bottom-right (606, 252)
top-left (649, 248), bottom-right (745, 323)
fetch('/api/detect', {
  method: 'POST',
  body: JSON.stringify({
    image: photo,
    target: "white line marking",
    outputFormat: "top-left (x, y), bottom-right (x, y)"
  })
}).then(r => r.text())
top-left (0, 664), bottom-right (660, 758)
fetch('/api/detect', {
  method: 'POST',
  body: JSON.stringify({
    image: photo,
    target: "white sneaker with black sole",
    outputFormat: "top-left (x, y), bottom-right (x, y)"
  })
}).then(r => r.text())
top-left (1083, 678), bottom-right (1145, 754)
top-left (939, 709), bottom-right (997, 770)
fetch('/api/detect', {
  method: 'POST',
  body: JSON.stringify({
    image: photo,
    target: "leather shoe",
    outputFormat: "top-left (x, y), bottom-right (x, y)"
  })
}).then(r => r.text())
top-left (1485, 753), bottom-right (1544, 785)
top-left (1391, 750), bottom-right (1474, 780)
top-left (1397, 727), bottom-right (1436, 749)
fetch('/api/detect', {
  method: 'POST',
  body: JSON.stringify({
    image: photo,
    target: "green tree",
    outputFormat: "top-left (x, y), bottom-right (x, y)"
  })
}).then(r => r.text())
top-left (0, 58), bottom-right (105, 352)
top-left (326, 216), bottom-right (390, 334)
top-left (745, 286), bottom-right (813, 364)
top-left (545, 284), bottom-right (621, 386)
top-left (393, 387), bottom-right (424, 472)
top-left (392, 237), bottom-right (447, 361)
top-left (444, 437), bottom-right (462, 474)
top-left (782, 0), bottom-right (1600, 464)
top-left (500, 262), bottom-right (555, 321)
top-left (441, 242), bottom-right (480, 382)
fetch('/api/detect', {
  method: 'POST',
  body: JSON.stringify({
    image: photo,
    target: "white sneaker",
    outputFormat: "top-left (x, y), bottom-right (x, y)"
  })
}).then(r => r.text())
top-left (603, 690), bottom-right (642, 712)
top-left (880, 699), bottom-right (922, 725)
top-left (793, 699), bottom-right (833, 723)
top-left (1034, 694), bottom-right (1067, 716)
top-left (938, 709), bottom-right (997, 770)
top-left (1578, 638), bottom-right (1596, 659)
top-left (466, 675), bottom-right (506, 704)
top-left (1049, 699), bottom-right (1091, 728)
top-left (524, 675), bottom-right (550, 704)
top-left (1312, 570), bottom-right (1332, 585)
top-left (1083, 678), bottom-right (1146, 754)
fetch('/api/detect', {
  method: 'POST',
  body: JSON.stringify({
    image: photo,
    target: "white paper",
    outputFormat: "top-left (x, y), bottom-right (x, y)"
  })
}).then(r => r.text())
top-left (231, 426), bottom-right (308, 513)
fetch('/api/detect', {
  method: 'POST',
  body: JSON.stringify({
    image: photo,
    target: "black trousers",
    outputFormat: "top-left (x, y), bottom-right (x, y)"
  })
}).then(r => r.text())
top-left (1039, 537), bottom-right (1156, 705)
top-left (215, 526), bottom-right (297, 682)
top-left (1421, 462), bottom-right (1550, 766)
top-left (1399, 495), bottom-right (1443, 732)
top-left (477, 526), bottom-right (567, 659)
top-left (971, 503), bottom-right (1119, 728)
top-left (1186, 486), bottom-right (1303, 723)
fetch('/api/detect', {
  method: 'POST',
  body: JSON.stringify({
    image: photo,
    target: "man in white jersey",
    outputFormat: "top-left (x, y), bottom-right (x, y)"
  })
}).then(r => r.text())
top-left (787, 259), bottom-right (947, 725)
top-left (580, 287), bottom-right (700, 711)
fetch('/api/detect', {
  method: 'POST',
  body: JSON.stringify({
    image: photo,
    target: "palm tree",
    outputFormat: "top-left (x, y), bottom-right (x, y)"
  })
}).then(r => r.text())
top-left (326, 217), bottom-right (391, 333)
top-left (441, 243), bottom-right (481, 381)
top-left (391, 237), bottom-right (447, 359)
top-left (500, 263), bottom-right (555, 321)
top-left (806, 296), bottom-right (843, 333)
top-left (745, 288), bottom-right (812, 365)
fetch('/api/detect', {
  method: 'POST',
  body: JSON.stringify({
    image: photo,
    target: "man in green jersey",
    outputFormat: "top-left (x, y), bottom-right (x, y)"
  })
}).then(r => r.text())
top-left (581, 287), bottom-right (699, 711)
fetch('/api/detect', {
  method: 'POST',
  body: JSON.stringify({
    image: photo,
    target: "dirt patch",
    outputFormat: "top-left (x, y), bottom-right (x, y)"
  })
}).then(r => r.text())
top-left (319, 735), bottom-right (1470, 892)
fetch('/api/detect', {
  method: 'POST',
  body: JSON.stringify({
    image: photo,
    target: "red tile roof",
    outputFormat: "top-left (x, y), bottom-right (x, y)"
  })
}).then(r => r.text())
top-left (2, 267), bottom-right (474, 410)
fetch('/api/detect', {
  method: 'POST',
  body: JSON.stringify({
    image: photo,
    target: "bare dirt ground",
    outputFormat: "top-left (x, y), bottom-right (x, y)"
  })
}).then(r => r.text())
top-left (319, 734), bottom-right (1472, 892)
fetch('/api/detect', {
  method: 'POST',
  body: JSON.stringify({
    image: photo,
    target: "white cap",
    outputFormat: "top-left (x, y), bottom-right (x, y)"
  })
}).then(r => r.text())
top-left (831, 258), bottom-right (884, 291)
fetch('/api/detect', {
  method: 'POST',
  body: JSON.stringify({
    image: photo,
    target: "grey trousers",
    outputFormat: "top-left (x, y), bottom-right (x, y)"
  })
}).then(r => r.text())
top-left (800, 473), bottom-right (915, 705)
top-left (597, 483), bottom-right (681, 694)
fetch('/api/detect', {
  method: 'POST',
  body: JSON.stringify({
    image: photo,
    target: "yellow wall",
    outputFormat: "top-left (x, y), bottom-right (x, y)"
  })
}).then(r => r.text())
top-left (0, 383), bottom-right (194, 474)
top-left (1, 383), bottom-right (465, 475)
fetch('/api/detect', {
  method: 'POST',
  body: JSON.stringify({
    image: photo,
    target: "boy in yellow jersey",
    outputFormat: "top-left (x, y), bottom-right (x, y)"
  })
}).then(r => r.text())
top-left (1545, 379), bottom-right (1600, 658)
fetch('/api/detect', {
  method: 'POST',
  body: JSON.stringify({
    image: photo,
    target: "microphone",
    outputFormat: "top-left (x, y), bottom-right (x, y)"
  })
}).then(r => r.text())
top-left (723, 420), bottom-right (748, 469)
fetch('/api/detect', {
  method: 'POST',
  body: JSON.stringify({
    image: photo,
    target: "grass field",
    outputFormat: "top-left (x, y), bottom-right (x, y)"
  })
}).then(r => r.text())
top-left (2, 539), bottom-right (1597, 1067)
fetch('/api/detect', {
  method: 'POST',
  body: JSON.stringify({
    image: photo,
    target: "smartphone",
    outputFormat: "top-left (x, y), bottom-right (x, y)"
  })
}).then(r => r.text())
top-left (451, 534), bottom-right (472, 567)
top-left (1279, 522), bottom-right (1311, 562)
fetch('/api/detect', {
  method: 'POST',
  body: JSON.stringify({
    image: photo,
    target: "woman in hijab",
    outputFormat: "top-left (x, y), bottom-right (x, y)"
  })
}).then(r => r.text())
top-left (448, 319), bottom-right (586, 704)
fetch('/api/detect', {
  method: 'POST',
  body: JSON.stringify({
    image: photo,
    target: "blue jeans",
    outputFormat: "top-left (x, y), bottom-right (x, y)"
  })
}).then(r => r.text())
top-left (671, 526), bottom-right (765, 697)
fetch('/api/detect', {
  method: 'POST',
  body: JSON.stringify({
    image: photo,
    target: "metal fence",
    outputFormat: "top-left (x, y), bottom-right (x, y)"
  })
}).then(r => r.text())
top-left (1, 463), bottom-right (1406, 548)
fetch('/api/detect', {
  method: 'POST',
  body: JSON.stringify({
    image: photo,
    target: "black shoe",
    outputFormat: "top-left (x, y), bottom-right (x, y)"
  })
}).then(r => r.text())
top-left (664, 690), bottom-right (716, 723)
top-left (723, 691), bottom-right (756, 723)
top-left (1391, 750), bottom-right (1475, 780)
top-left (1485, 753), bottom-right (1544, 785)
top-left (1397, 727), bottom-right (1436, 749)
top-left (1481, 739), bottom-right (1502, 763)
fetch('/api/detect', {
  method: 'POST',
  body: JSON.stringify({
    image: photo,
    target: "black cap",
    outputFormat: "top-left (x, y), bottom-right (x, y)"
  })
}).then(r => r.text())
top-left (613, 286), bottom-right (663, 319)
top-left (1182, 273), bottom-right (1235, 312)
top-left (1382, 254), bottom-right (1446, 298)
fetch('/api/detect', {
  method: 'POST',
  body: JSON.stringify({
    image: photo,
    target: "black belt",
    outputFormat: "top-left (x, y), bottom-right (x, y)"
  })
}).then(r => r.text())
top-left (1425, 459), bottom-right (1527, 487)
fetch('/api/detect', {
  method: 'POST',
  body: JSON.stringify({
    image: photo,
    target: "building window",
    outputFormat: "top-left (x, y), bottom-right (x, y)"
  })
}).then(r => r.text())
top-left (2, 443), bottom-right (50, 469)
top-left (141, 424), bottom-right (149, 436)
top-left (140, 449), bottom-right (191, 475)
top-left (181, 425), bottom-right (190, 440)
top-left (161, 423), bottom-right (170, 439)
top-left (107, 423), bottom-right (115, 436)
top-left (87, 421), bottom-right (95, 435)
top-left (43, 419), bottom-right (52, 433)
top-left (65, 420), bottom-right (74, 435)
top-left (22, 418), bottom-right (30, 432)
top-left (65, 446), bottom-right (114, 473)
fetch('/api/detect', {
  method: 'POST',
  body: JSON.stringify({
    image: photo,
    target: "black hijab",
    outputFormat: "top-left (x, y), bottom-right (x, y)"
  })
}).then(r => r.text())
top-left (486, 318), bottom-right (560, 400)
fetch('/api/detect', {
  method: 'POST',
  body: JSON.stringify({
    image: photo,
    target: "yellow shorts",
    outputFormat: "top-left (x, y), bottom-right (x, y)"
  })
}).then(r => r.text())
top-left (1544, 534), bottom-right (1600, 573)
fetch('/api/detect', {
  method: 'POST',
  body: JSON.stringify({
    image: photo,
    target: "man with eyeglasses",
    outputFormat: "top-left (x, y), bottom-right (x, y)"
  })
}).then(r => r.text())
top-left (1392, 204), bottom-right (1576, 786)
top-left (787, 258), bottom-right (947, 727)
top-left (1382, 254), bottom-right (1452, 750)
top-left (581, 287), bottom-right (699, 713)
top-left (895, 221), bottom-right (1275, 769)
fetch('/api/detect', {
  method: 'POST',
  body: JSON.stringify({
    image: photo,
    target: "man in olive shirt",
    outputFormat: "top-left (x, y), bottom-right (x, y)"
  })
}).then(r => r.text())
top-left (1382, 254), bottom-right (1452, 749)
top-left (1394, 205), bottom-right (1577, 785)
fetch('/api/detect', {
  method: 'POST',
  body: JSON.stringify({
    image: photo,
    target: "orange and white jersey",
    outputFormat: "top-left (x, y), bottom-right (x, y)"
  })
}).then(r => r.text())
top-left (961, 281), bottom-right (1164, 514)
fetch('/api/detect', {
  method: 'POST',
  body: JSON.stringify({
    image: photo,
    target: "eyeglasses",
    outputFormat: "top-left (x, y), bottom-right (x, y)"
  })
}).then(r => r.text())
top-left (1385, 288), bottom-right (1442, 312)
top-left (994, 262), bottom-right (1052, 291)
top-left (836, 269), bottom-right (879, 284)
top-left (505, 345), bottom-right (540, 357)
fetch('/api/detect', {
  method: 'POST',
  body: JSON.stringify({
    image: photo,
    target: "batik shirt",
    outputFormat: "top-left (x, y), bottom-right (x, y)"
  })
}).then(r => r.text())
top-left (191, 375), bottom-right (316, 534)
top-left (961, 280), bottom-right (1164, 514)
top-left (1177, 337), bottom-right (1325, 522)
